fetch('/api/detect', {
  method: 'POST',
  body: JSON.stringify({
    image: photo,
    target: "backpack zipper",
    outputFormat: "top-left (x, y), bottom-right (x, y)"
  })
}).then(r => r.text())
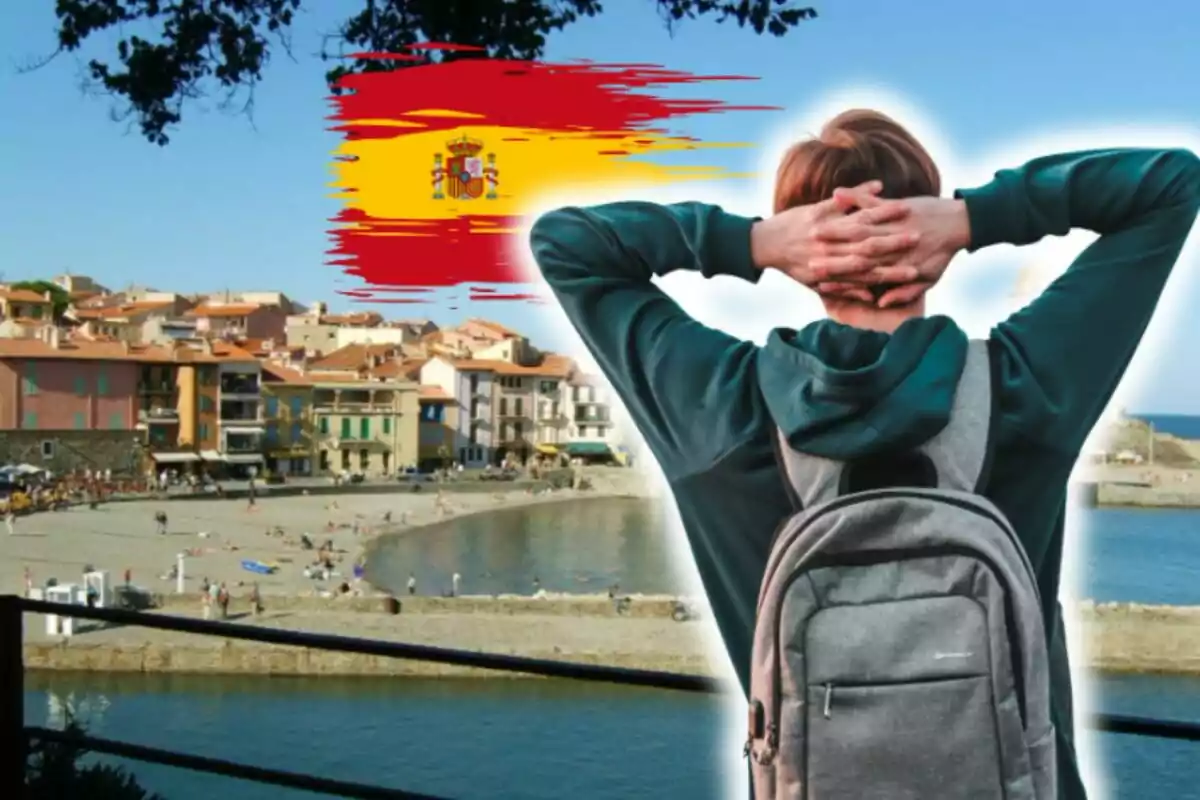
top-left (757, 488), bottom-right (1040, 616)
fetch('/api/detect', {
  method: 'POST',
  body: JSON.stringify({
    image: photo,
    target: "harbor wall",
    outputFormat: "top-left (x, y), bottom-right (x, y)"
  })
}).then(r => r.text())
top-left (22, 600), bottom-right (1200, 679)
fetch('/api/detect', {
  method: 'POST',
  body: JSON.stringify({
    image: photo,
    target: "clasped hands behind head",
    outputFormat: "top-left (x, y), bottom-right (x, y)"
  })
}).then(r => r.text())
top-left (754, 179), bottom-right (971, 312)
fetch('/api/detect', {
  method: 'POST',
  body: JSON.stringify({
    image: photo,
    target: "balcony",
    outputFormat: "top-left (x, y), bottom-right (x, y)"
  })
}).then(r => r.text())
top-left (138, 408), bottom-right (180, 425)
top-left (223, 433), bottom-right (264, 454)
top-left (574, 415), bottom-right (613, 426)
top-left (138, 381), bottom-right (176, 396)
top-left (219, 375), bottom-right (260, 396)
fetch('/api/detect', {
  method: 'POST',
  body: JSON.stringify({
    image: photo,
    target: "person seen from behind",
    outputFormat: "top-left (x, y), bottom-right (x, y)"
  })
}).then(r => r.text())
top-left (530, 109), bottom-right (1200, 799)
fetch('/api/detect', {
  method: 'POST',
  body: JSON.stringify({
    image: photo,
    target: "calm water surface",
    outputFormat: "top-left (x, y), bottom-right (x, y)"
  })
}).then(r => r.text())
top-left (25, 501), bottom-right (1200, 799)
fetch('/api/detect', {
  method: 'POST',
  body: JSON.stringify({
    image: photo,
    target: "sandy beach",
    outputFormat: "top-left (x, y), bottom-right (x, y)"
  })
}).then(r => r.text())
top-left (3, 473), bottom-right (649, 601)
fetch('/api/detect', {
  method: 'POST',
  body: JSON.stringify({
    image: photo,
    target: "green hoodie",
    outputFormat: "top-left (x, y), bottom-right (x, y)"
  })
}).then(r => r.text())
top-left (530, 148), bottom-right (1200, 799)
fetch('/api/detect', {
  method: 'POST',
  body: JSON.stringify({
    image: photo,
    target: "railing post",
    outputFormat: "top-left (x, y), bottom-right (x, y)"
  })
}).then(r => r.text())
top-left (0, 595), bottom-right (25, 796)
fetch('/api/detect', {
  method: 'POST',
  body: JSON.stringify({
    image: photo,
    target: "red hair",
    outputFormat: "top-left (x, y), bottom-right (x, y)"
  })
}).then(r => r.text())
top-left (773, 109), bottom-right (940, 214)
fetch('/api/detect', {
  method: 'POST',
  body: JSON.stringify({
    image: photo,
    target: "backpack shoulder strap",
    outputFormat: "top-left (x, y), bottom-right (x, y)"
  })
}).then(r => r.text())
top-left (916, 338), bottom-right (995, 493)
top-left (775, 338), bottom-right (996, 507)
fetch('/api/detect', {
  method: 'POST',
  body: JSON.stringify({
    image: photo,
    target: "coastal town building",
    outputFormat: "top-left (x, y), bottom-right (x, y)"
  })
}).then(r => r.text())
top-left (284, 303), bottom-right (436, 355)
top-left (185, 300), bottom-right (287, 342)
top-left (566, 374), bottom-right (622, 462)
top-left (419, 356), bottom-right (496, 468)
top-left (260, 364), bottom-right (316, 477)
top-left (0, 330), bottom-right (262, 474)
top-left (310, 376), bottom-right (420, 475)
top-left (0, 287), bottom-right (55, 323)
top-left (0, 289), bottom-right (634, 475)
top-left (417, 386), bottom-right (456, 470)
top-left (69, 296), bottom-right (190, 342)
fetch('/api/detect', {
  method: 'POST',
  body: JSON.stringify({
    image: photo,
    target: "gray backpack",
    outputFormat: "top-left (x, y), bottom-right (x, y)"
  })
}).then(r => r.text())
top-left (745, 340), bottom-right (1058, 800)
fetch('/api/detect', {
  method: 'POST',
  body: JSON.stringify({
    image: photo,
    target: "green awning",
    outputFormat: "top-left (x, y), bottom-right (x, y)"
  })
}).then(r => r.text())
top-left (566, 442), bottom-right (611, 455)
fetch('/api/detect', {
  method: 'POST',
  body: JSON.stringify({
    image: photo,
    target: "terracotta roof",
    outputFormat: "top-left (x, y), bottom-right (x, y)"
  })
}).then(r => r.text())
top-left (73, 300), bottom-right (173, 321)
top-left (0, 337), bottom-right (254, 363)
top-left (261, 363), bottom-right (312, 385)
top-left (0, 289), bottom-right (51, 304)
top-left (185, 303), bottom-right (261, 318)
top-left (464, 318), bottom-right (522, 339)
top-left (308, 342), bottom-right (404, 371)
top-left (447, 353), bottom-right (573, 377)
top-left (418, 385), bottom-right (451, 401)
top-left (318, 311), bottom-right (383, 327)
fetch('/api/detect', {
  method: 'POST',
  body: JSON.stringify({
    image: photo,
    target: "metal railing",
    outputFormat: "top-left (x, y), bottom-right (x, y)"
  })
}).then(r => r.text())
top-left (4, 594), bottom-right (1200, 798)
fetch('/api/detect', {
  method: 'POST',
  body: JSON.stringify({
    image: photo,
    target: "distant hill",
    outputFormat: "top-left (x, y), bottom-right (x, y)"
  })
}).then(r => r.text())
top-left (1102, 418), bottom-right (1200, 468)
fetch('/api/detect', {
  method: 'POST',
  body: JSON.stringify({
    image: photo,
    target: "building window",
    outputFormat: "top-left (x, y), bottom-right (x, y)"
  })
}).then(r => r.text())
top-left (22, 364), bottom-right (37, 395)
top-left (360, 417), bottom-right (371, 439)
top-left (539, 381), bottom-right (556, 394)
top-left (514, 422), bottom-right (523, 439)
top-left (72, 412), bottom-right (85, 430)
top-left (31, 305), bottom-right (44, 319)
top-left (199, 395), bottom-right (214, 412)
top-left (290, 396), bottom-right (303, 417)
top-left (198, 423), bottom-right (209, 441)
top-left (149, 427), bottom-right (167, 444)
top-left (265, 396), bottom-right (279, 418)
top-left (514, 398), bottom-right (524, 416)
top-left (469, 374), bottom-right (479, 394)
top-left (499, 398), bottom-right (508, 416)
top-left (359, 449), bottom-right (370, 470)
top-left (290, 422), bottom-right (302, 442)
top-left (74, 375), bottom-right (87, 396)
top-left (22, 412), bottom-right (37, 429)
top-left (266, 423), bottom-right (279, 445)
top-left (319, 416), bottom-right (330, 435)
top-left (340, 417), bottom-right (352, 439)
top-left (383, 417), bottom-right (392, 434)
top-left (108, 413), bottom-right (123, 429)
top-left (40, 440), bottom-right (54, 458)
top-left (319, 450), bottom-right (330, 471)
top-left (97, 369), bottom-right (109, 396)
top-left (579, 426), bottom-right (589, 438)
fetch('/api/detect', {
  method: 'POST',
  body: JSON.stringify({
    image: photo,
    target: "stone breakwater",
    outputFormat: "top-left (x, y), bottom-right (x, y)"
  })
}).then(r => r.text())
top-left (21, 598), bottom-right (1199, 680)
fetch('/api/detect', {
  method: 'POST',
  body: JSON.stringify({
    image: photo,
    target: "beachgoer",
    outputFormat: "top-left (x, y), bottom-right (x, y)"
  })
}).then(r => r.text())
top-left (124, 568), bottom-right (131, 586)
top-left (530, 110), bottom-right (1200, 800)
top-left (451, 572), bottom-right (461, 597)
top-left (249, 582), bottom-right (263, 616)
top-left (201, 590), bottom-right (212, 621)
top-left (532, 576), bottom-right (540, 595)
top-left (207, 580), bottom-right (220, 618)
top-left (407, 573), bottom-right (416, 595)
top-left (154, 510), bottom-right (168, 535)
top-left (217, 583), bottom-right (230, 619)
top-left (5, 509), bottom-right (14, 536)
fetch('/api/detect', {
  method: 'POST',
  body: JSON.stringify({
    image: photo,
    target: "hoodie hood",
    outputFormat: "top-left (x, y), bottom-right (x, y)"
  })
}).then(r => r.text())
top-left (756, 315), bottom-right (968, 460)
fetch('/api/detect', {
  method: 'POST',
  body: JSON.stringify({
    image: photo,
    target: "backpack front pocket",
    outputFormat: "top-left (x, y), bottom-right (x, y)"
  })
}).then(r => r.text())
top-left (805, 675), bottom-right (1005, 800)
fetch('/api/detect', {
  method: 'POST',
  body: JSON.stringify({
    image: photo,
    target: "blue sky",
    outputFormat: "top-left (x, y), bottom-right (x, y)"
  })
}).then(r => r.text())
top-left (2, 0), bottom-right (1199, 411)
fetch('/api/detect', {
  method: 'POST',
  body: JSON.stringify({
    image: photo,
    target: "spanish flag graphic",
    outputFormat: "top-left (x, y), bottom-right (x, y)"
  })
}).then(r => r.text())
top-left (327, 46), bottom-right (774, 303)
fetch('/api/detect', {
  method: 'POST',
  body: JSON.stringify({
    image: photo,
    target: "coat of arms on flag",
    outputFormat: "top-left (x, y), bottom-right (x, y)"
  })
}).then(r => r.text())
top-left (432, 135), bottom-right (499, 201)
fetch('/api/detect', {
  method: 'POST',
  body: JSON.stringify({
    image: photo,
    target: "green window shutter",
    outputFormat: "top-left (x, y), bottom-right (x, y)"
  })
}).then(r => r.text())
top-left (340, 417), bottom-right (351, 439)
top-left (73, 412), bottom-right (85, 429)
top-left (360, 417), bottom-right (370, 439)
top-left (22, 411), bottom-right (37, 428)
top-left (319, 416), bottom-right (329, 434)
top-left (383, 417), bottom-right (391, 434)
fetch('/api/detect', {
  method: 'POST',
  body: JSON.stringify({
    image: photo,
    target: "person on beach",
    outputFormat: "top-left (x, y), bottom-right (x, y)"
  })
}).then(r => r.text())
top-left (154, 510), bottom-right (168, 536)
top-left (5, 507), bottom-right (15, 536)
top-left (451, 571), bottom-right (461, 597)
top-left (217, 582), bottom-right (230, 619)
top-left (407, 572), bottom-right (417, 595)
top-left (530, 110), bottom-right (1200, 800)
top-left (207, 580), bottom-right (220, 618)
top-left (249, 582), bottom-right (263, 617)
